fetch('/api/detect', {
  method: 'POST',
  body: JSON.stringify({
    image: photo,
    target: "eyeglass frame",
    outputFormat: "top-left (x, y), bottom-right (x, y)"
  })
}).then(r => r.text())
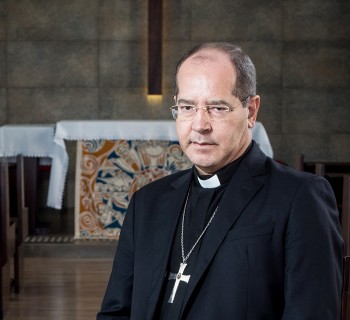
top-left (169, 95), bottom-right (251, 120)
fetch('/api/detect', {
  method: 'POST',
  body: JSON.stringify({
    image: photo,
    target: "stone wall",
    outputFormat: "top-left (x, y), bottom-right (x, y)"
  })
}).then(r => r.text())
top-left (1, 0), bottom-right (349, 167)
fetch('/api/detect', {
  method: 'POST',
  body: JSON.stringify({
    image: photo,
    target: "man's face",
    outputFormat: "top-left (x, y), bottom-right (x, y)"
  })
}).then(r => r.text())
top-left (175, 48), bottom-right (260, 175)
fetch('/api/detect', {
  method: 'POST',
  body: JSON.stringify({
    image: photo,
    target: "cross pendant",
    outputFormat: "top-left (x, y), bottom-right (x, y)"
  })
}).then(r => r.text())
top-left (167, 262), bottom-right (191, 303)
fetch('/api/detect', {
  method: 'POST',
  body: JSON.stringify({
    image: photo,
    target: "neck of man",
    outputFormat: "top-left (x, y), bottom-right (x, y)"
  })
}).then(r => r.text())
top-left (195, 138), bottom-right (252, 176)
top-left (194, 141), bottom-right (253, 185)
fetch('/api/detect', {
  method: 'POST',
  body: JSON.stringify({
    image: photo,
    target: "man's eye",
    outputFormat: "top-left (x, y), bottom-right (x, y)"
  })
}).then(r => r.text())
top-left (209, 106), bottom-right (228, 112)
top-left (180, 106), bottom-right (194, 112)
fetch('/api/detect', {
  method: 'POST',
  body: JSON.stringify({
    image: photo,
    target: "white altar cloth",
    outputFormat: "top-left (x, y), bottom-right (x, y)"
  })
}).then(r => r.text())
top-left (0, 124), bottom-right (55, 160)
top-left (48, 120), bottom-right (179, 209)
top-left (252, 122), bottom-right (274, 160)
top-left (48, 120), bottom-right (273, 210)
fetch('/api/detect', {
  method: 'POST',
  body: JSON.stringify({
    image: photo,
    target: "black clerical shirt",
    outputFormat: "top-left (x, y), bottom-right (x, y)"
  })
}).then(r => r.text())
top-left (157, 143), bottom-right (252, 319)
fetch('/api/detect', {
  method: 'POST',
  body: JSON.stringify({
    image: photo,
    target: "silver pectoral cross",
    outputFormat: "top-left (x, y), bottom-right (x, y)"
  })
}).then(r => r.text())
top-left (167, 262), bottom-right (191, 303)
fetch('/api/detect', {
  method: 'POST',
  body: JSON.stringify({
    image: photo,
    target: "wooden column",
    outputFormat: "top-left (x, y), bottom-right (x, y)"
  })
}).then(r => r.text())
top-left (148, 0), bottom-right (163, 95)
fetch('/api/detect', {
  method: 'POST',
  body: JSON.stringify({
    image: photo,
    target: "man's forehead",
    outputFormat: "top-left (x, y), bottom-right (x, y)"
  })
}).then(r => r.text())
top-left (178, 50), bottom-right (233, 74)
top-left (188, 48), bottom-right (229, 63)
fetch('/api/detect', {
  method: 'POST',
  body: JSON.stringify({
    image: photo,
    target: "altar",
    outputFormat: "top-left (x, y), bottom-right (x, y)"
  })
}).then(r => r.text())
top-left (48, 120), bottom-right (273, 239)
top-left (49, 121), bottom-right (191, 239)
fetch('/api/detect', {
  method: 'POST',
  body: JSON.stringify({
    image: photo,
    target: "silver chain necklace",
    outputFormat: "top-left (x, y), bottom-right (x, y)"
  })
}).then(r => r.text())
top-left (181, 188), bottom-right (219, 263)
top-left (167, 187), bottom-right (219, 303)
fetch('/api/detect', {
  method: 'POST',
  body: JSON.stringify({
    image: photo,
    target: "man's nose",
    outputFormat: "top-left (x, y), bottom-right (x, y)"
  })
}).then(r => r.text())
top-left (191, 108), bottom-right (211, 132)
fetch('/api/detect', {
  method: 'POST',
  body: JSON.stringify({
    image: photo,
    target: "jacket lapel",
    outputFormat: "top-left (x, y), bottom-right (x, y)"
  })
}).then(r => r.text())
top-left (182, 145), bottom-right (268, 310)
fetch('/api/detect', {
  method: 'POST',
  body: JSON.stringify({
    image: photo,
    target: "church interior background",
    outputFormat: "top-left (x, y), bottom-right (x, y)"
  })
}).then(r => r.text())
top-left (0, 0), bottom-right (349, 238)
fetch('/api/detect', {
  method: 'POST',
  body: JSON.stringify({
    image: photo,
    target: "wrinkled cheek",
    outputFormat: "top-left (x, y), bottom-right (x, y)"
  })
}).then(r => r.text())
top-left (177, 129), bottom-right (193, 152)
top-left (178, 138), bottom-right (189, 155)
top-left (176, 124), bottom-right (190, 144)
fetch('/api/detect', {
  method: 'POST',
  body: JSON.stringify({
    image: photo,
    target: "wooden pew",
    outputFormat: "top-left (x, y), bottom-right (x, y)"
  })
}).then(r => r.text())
top-left (23, 157), bottom-right (39, 235)
top-left (9, 155), bottom-right (29, 294)
top-left (0, 163), bottom-right (16, 319)
top-left (295, 155), bottom-right (350, 218)
top-left (295, 155), bottom-right (350, 319)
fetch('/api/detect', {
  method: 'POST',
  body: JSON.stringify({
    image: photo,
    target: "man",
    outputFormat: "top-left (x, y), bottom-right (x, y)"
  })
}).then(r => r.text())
top-left (97, 42), bottom-right (343, 319)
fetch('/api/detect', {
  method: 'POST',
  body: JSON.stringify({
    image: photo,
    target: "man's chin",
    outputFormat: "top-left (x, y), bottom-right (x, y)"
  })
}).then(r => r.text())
top-left (190, 157), bottom-right (218, 173)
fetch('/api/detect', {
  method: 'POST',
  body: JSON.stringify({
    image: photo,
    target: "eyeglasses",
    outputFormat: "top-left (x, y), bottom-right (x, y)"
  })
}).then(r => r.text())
top-left (169, 96), bottom-right (250, 120)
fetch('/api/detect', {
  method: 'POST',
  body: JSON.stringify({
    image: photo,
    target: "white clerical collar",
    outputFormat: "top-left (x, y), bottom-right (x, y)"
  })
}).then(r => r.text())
top-left (197, 174), bottom-right (221, 188)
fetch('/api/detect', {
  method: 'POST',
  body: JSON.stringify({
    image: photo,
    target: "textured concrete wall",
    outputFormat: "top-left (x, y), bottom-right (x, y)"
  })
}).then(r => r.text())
top-left (0, 0), bottom-right (349, 167)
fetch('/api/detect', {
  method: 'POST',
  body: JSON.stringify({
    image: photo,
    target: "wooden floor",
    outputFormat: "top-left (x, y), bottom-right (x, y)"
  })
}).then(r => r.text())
top-left (3, 257), bottom-right (113, 320)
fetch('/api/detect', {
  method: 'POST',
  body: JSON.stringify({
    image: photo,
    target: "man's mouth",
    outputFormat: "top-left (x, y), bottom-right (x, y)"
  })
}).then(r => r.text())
top-left (191, 140), bottom-right (216, 146)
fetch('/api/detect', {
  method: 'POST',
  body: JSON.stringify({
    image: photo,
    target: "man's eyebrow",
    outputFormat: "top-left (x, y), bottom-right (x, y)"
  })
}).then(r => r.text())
top-left (177, 98), bottom-right (195, 105)
top-left (207, 99), bottom-right (233, 108)
top-left (177, 98), bottom-right (233, 107)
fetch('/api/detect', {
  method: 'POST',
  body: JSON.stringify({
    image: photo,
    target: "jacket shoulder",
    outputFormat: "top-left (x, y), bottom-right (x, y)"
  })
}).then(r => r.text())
top-left (266, 157), bottom-right (331, 190)
top-left (136, 168), bottom-right (191, 193)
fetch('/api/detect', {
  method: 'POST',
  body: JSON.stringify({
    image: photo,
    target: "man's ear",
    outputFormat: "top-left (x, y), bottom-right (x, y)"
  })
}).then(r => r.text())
top-left (247, 95), bottom-right (260, 128)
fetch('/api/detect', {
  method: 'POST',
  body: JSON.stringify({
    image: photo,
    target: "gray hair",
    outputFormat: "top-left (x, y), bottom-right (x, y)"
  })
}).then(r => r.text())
top-left (174, 42), bottom-right (257, 102)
